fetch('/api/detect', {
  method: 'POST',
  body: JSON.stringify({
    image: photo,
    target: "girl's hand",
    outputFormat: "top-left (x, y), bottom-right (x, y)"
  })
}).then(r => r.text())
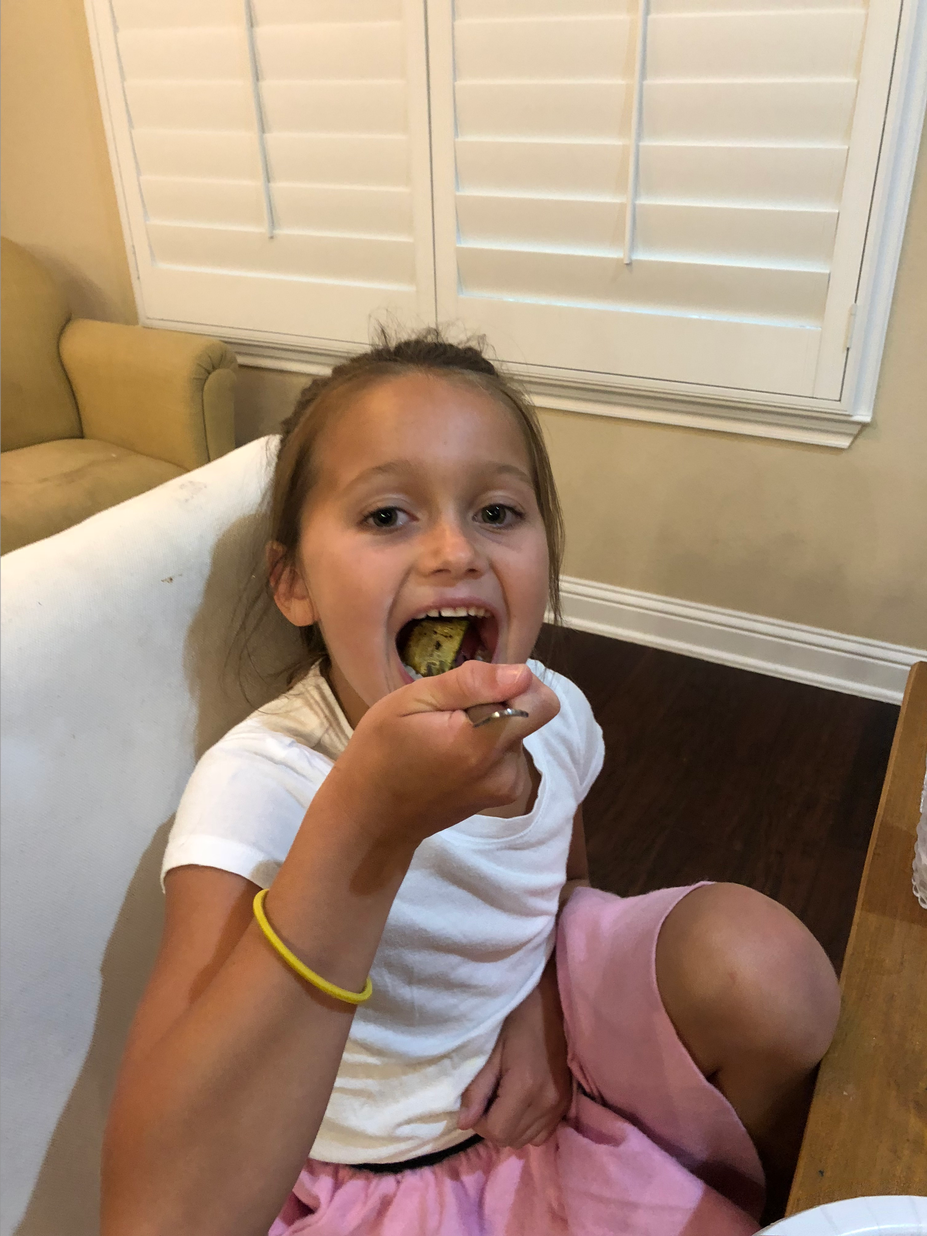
top-left (318, 661), bottom-right (560, 849)
top-left (457, 958), bottom-right (572, 1149)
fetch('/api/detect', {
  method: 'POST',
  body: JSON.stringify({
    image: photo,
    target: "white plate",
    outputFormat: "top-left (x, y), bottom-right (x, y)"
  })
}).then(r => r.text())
top-left (760, 1196), bottom-right (927, 1235)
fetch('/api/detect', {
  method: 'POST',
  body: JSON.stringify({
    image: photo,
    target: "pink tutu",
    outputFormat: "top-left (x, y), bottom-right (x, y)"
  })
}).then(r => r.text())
top-left (270, 886), bottom-right (764, 1235)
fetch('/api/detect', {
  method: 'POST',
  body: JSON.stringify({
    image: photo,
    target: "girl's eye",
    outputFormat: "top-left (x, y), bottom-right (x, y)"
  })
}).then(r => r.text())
top-left (478, 504), bottom-right (520, 527)
top-left (364, 507), bottom-right (405, 529)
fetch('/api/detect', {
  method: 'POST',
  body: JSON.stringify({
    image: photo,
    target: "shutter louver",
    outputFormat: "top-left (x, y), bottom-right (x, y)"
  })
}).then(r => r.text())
top-left (430, 0), bottom-right (884, 399)
top-left (87, 0), bottom-right (916, 438)
top-left (103, 0), bottom-right (434, 347)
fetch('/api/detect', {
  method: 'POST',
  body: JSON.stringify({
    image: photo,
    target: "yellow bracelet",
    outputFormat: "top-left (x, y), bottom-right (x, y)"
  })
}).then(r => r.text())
top-left (253, 888), bottom-right (373, 1005)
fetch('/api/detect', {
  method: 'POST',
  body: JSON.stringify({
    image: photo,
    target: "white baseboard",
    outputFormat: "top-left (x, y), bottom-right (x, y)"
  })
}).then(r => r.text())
top-left (556, 576), bottom-right (926, 705)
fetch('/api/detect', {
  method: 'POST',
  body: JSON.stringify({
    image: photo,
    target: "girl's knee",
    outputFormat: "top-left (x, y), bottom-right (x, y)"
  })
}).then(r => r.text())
top-left (655, 883), bottom-right (840, 1077)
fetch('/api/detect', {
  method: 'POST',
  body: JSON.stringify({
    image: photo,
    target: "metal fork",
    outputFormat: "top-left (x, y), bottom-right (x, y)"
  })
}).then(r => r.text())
top-left (466, 704), bottom-right (529, 729)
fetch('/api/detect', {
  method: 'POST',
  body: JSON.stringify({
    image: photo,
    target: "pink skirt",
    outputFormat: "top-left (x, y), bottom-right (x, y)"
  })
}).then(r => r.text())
top-left (270, 886), bottom-right (765, 1236)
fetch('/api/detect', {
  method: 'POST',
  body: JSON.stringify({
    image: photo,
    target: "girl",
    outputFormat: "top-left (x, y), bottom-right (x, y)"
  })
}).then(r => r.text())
top-left (102, 333), bottom-right (840, 1236)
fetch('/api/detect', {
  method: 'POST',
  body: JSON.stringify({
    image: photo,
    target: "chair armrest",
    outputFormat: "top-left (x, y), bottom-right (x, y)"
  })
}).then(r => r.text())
top-left (58, 320), bottom-right (237, 470)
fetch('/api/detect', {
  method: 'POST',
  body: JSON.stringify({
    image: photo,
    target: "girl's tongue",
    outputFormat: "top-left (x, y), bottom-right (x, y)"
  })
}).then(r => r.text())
top-left (455, 620), bottom-right (483, 666)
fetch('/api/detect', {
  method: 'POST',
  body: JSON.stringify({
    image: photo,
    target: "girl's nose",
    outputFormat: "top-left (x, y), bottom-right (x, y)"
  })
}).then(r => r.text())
top-left (417, 517), bottom-right (485, 579)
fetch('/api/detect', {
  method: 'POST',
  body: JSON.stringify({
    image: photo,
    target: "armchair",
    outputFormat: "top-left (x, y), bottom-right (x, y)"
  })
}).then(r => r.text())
top-left (0, 237), bottom-right (238, 553)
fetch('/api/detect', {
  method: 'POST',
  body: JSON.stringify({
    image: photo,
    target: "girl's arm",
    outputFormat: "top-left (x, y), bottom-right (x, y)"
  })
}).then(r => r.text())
top-left (559, 804), bottom-right (592, 907)
top-left (103, 797), bottom-right (414, 1236)
top-left (102, 660), bottom-right (559, 1236)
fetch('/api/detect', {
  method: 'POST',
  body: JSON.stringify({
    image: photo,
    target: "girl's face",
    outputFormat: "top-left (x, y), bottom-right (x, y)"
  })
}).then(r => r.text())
top-left (273, 372), bottom-right (551, 728)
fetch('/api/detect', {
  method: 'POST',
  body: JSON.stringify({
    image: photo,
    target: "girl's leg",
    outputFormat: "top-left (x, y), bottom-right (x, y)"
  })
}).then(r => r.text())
top-left (557, 885), bottom-right (768, 1219)
top-left (654, 883), bottom-right (840, 1212)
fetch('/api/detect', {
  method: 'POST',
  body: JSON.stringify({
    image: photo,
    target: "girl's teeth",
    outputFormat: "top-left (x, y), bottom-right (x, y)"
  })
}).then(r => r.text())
top-left (402, 662), bottom-right (422, 680)
top-left (417, 606), bottom-right (490, 619)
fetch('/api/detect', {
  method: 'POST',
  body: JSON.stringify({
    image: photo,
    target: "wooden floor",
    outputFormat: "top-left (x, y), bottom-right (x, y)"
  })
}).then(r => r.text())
top-left (537, 624), bottom-right (899, 977)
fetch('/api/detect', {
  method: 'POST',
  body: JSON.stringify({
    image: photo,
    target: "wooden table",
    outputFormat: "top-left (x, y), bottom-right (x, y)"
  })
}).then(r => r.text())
top-left (787, 661), bottom-right (927, 1210)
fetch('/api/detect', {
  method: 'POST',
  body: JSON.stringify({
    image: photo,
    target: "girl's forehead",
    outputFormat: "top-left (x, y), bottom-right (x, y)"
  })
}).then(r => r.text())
top-left (314, 372), bottom-right (531, 477)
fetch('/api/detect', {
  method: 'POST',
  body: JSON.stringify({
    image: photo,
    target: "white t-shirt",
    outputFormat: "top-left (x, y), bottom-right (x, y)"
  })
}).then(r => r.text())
top-left (162, 659), bottom-right (604, 1164)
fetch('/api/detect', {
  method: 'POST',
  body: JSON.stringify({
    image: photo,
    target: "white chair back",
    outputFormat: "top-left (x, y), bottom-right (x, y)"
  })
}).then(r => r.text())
top-left (0, 437), bottom-right (301, 1235)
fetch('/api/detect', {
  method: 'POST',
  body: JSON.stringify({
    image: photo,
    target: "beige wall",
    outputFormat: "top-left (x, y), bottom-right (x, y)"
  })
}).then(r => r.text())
top-left (3, 0), bottom-right (925, 647)
top-left (0, 0), bottom-right (136, 323)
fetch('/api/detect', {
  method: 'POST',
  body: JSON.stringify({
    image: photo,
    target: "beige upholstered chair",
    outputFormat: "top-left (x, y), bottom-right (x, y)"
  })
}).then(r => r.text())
top-left (0, 237), bottom-right (238, 554)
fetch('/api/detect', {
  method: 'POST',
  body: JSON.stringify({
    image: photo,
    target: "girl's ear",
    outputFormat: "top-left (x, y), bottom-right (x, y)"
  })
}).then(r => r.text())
top-left (267, 541), bottom-right (318, 627)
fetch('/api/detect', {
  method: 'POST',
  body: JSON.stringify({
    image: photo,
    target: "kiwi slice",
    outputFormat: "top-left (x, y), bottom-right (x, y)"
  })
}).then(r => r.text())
top-left (402, 617), bottom-right (469, 677)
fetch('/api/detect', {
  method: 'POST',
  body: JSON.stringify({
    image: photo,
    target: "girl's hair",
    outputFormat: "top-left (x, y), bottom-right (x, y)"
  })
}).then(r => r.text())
top-left (263, 327), bottom-right (564, 681)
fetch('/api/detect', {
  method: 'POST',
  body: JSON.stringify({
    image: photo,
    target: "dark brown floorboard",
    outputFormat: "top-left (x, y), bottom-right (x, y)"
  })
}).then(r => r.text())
top-left (536, 624), bottom-right (898, 975)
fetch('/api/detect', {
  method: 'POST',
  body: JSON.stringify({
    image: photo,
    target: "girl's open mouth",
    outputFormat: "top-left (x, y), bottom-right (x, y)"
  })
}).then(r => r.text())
top-left (397, 610), bottom-right (498, 680)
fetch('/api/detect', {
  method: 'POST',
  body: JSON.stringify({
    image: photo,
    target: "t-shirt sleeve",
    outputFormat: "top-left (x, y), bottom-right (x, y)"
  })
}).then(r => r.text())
top-left (533, 662), bottom-right (605, 801)
top-left (161, 727), bottom-right (333, 890)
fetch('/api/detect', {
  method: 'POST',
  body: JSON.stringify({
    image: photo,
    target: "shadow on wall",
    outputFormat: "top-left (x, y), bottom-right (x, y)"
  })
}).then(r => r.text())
top-left (235, 366), bottom-right (306, 447)
top-left (16, 244), bottom-right (132, 326)
top-left (13, 507), bottom-right (303, 1236)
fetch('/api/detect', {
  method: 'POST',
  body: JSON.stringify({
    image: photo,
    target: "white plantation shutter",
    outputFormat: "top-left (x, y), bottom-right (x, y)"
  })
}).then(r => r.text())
top-left (427, 0), bottom-right (903, 401)
top-left (94, 0), bottom-right (435, 348)
top-left (88, 0), bottom-right (923, 441)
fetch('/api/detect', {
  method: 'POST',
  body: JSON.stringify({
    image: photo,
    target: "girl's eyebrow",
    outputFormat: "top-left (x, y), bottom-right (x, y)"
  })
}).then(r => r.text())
top-left (346, 461), bottom-right (534, 488)
top-left (491, 463), bottom-right (534, 486)
top-left (348, 461), bottom-right (415, 485)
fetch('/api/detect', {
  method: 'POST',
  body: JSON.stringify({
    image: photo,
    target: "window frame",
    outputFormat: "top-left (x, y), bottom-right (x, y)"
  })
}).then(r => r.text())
top-left (86, 0), bottom-right (927, 448)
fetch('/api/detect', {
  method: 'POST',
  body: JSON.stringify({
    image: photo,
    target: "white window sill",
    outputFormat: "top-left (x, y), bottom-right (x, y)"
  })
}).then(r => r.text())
top-left (227, 334), bottom-right (868, 449)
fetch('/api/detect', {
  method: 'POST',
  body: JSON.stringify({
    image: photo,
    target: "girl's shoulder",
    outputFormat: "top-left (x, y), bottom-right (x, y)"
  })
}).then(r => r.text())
top-left (527, 660), bottom-right (604, 798)
top-left (164, 667), bottom-right (344, 890)
top-left (215, 662), bottom-right (353, 767)
top-left (527, 659), bottom-right (597, 727)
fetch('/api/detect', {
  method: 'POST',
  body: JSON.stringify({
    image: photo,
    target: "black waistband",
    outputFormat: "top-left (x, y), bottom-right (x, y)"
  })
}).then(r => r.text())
top-left (347, 1133), bottom-right (483, 1174)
